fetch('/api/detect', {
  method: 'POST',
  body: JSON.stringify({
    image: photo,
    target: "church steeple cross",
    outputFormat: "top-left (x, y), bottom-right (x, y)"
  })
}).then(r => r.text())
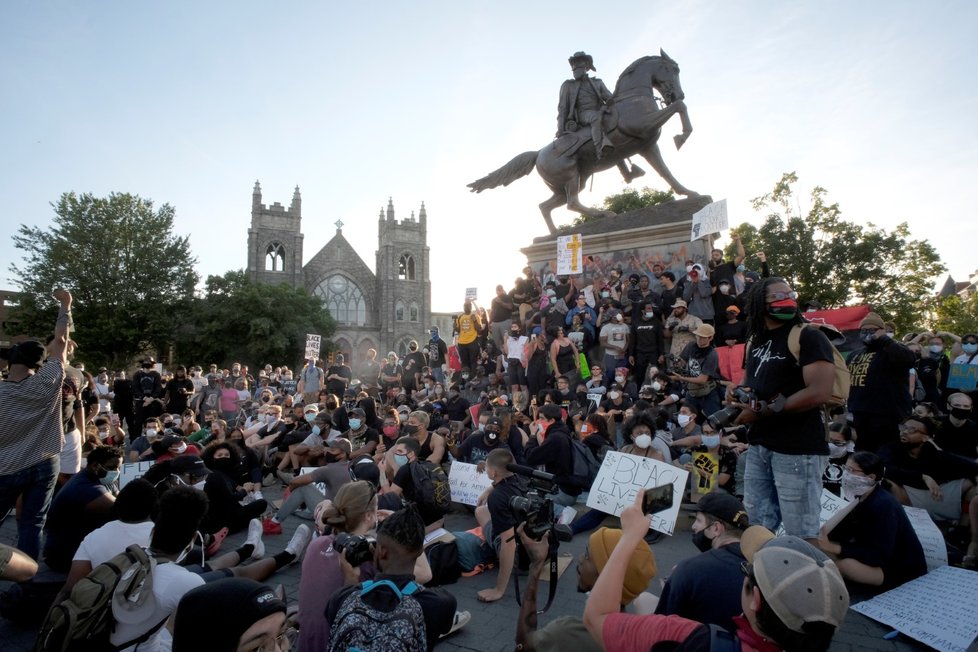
top-left (335, 219), bottom-right (344, 231)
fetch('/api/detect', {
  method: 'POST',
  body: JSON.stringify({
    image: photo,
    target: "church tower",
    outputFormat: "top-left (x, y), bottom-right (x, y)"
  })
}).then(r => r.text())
top-left (375, 198), bottom-right (431, 355)
top-left (246, 181), bottom-right (305, 289)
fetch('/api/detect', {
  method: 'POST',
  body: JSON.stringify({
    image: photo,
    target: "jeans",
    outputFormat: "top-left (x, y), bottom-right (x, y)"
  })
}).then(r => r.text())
top-left (743, 444), bottom-right (826, 539)
top-left (0, 456), bottom-right (60, 560)
top-left (275, 484), bottom-right (326, 522)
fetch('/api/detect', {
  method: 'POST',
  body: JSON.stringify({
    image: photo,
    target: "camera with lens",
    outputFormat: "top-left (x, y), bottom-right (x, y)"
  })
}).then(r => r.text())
top-left (333, 532), bottom-right (375, 567)
top-left (706, 386), bottom-right (753, 430)
top-left (506, 465), bottom-right (573, 543)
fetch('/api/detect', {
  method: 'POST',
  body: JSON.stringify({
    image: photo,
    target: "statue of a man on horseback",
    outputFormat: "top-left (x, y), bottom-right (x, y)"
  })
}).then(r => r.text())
top-left (469, 49), bottom-right (698, 234)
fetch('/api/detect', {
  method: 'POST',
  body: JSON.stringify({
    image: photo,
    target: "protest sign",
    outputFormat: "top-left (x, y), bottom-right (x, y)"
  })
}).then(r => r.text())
top-left (691, 451), bottom-right (718, 494)
top-left (776, 489), bottom-right (849, 536)
top-left (304, 333), bottom-right (322, 360)
top-left (297, 466), bottom-right (327, 496)
top-left (465, 287), bottom-right (478, 301)
top-left (903, 506), bottom-right (948, 571)
top-left (448, 461), bottom-right (493, 507)
top-left (119, 461), bottom-right (154, 489)
top-left (690, 199), bottom-right (728, 241)
top-left (851, 566), bottom-right (978, 652)
top-left (586, 451), bottom-right (689, 535)
top-left (556, 234), bottom-right (583, 275)
top-left (947, 363), bottom-right (978, 391)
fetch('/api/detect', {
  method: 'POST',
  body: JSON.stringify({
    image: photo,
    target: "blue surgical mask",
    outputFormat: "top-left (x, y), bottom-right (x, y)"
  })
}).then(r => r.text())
top-left (305, 413), bottom-right (317, 423)
top-left (394, 453), bottom-right (409, 467)
top-left (701, 434), bottom-right (721, 448)
top-left (312, 425), bottom-right (321, 437)
top-left (101, 469), bottom-right (120, 487)
top-left (349, 418), bottom-right (362, 430)
top-left (964, 343), bottom-right (978, 355)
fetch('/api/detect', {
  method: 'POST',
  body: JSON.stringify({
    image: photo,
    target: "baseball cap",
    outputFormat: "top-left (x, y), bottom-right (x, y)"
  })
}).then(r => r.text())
top-left (692, 324), bottom-right (715, 338)
top-left (671, 299), bottom-right (688, 308)
top-left (725, 305), bottom-right (741, 314)
top-left (303, 404), bottom-right (319, 414)
top-left (169, 455), bottom-right (211, 477)
top-left (694, 492), bottom-right (748, 529)
top-left (740, 526), bottom-right (849, 633)
top-left (160, 434), bottom-right (183, 449)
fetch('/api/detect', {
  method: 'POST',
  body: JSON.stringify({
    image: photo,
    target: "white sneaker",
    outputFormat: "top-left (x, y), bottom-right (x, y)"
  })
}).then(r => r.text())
top-left (285, 524), bottom-right (312, 562)
top-left (558, 505), bottom-right (578, 526)
top-left (246, 518), bottom-right (265, 559)
top-left (441, 610), bottom-right (471, 638)
top-left (252, 490), bottom-right (264, 502)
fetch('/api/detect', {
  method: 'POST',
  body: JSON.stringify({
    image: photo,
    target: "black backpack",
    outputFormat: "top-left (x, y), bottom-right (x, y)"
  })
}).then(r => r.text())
top-left (569, 438), bottom-right (601, 487)
top-left (423, 541), bottom-right (460, 586)
top-left (409, 460), bottom-right (451, 516)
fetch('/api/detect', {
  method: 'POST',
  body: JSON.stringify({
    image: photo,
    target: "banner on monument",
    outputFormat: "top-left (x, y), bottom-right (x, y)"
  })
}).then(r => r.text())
top-left (556, 234), bottom-right (584, 275)
top-left (448, 462), bottom-right (493, 506)
top-left (305, 333), bottom-right (322, 360)
top-left (586, 451), bottom-right (689, 535)
top-left (947, 363), bottom-right (978, 390)
top-left (690, 199), bottom-right (728, 241)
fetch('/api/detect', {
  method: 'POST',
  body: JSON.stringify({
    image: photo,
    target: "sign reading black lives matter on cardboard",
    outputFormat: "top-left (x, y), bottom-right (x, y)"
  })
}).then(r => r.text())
top-left (690, 199), bottom-right (728, 241)
top-left (586, 451), bottom-right (689, 535)
top-left (304, 333), bottom-right (321, 360)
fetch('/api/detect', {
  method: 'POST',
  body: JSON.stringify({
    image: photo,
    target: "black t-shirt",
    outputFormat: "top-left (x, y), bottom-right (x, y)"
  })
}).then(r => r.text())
top-left (425, 339), bottom-right (448, 366)
top-left (61, 365), bottom-right (85, 431)
top-left (456, 432), bottom-right (501, 464)
top-left (655, 543), bottom-right (746, 632)
top-left (846, 339), bottom-right (915, 417)
top-left (325, 365), bottom-right (353, 396)
top-left (393, 463), bottom-right (416, 501)
top-left (443, 396), bottom-right (470, 422)
top-left (165, 377), bottom-right (195, 414)
top-left (678, 342), bottom-right (721, 381)
top-left (744, 324), bottom-right (835, 454)
top-left (349, 426), bottom-right (380, 453)
top-left (490, 293), bottom-right (514, 323)
top-left (709, 260), bottom-right (736, 287)
top-left (716, 319), bottom-right (748, 345)
top-left (486, 475), bottom-right (526, 540)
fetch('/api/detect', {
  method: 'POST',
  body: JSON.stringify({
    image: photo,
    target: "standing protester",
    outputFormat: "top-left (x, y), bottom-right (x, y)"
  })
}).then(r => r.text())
top-left (298, 358), bottom-right (325, 405)
top-left (426, 327), bottom-right (449, 384)
top-left (0, 289), bottom-right (72, 559)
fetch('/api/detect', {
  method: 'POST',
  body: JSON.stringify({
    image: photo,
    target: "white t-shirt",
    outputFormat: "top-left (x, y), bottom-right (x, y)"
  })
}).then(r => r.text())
top-left (110, 561), bottom-right (204, 651)
top-left (73, 520), bottom-right (154, 568)
top-left (59, 428), bottom-right (82, 474)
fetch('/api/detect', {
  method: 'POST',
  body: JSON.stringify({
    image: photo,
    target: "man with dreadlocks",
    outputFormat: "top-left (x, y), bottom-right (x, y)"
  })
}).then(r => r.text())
top-left (726, 278), bottom-right (835, 543)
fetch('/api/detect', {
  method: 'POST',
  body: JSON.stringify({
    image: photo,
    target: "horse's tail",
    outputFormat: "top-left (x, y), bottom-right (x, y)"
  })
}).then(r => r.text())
top-left (467, 150), bottom-right (538, 193)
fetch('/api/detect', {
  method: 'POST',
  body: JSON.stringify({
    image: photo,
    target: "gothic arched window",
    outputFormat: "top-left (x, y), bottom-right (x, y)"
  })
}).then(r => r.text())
top-left (313, 275), bottom-right (367, 325)
top-left (395, 301), bottom-right (405, 321)
top-left (398, 254), bottom-right (416, 281)
top-left (265, 242), bottom-right (286, 272)
top-left (409, 302), bottom-right (419, 322)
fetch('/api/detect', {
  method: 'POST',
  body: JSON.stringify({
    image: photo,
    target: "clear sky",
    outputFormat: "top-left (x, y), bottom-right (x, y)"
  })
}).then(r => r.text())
top-left (3, 1), bottom-right (976, 313)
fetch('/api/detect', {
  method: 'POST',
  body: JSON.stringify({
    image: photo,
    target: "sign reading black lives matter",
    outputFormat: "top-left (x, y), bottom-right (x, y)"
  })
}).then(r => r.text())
top-left (305, 333), bottom-right (321, 360)
top-left (586, 451), bottom-right (689, 535)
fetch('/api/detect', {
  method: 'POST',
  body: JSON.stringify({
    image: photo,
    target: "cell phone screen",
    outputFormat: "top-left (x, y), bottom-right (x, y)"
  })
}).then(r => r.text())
top-left (642, 484), bottom-right (674, 515)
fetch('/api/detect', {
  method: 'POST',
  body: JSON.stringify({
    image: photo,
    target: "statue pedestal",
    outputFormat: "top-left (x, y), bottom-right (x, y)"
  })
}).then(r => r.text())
top-left (521, 196), bottom-right (715, 281)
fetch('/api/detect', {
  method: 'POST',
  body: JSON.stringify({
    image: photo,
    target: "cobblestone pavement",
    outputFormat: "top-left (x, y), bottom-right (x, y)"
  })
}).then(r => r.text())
top-left (0, 484), bottom-right (934, 651)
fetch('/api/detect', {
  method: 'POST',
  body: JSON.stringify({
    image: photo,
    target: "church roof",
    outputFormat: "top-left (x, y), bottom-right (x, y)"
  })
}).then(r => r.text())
top-left (304, 228), bottom-right (375, 285)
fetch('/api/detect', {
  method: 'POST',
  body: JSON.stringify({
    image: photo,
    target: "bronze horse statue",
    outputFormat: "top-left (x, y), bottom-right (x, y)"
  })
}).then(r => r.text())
top-left (468, 50), bottom-right (699, 233)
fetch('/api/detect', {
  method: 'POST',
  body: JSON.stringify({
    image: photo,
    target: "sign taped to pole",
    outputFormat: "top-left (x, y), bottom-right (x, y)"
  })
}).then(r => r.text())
top-left (556, 234), bottom-right (583, 275)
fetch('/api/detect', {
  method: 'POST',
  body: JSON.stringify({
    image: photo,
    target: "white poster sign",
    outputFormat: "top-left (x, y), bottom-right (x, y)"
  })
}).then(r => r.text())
top-left (464, 287), bottom-right (478, 301)
top-left (586, 451), bottom-right (689, 535)
top-left (119, 461), bottom-right (154, 489)
top-left (305, 333), bottom-right (322, 359)
top-left (448, 461), bottom-right (493, 507)
top-left (556, 234), bottom-right (584, 275)
top-left (776, 488), bottom-right (850, 536)
top-left (690, 199), bottom-right (728, 241)
top-left (903, 506), bottom-right (948, 571)
top-left (851, 566), bottom-right (978, 652)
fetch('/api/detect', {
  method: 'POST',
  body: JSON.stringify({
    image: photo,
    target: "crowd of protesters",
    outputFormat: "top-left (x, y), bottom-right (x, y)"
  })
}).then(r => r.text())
top-left (3, 235), bottom-right (978, 651)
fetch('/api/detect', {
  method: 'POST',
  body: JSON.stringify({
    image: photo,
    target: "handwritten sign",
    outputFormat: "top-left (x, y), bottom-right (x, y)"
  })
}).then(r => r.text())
top-left (465, 287), bottom-right (478, 301)
top-left (305, 333), bottom-right (322, 360)
top-left (851, 566), bottom-right (978, 652)
top-left (690, 199), bottom-right (728, 241)
top-left (903, 506), bottom-right (948, 571)
top-left (691, 451), bottom-right (718, 494)
top-left (119, 461), bottom-right (154, 489)
top-left (297, 466), bottom-right (327, 496)
top-left (947, 363), bottom-right (978, 390)
top-left (776, 489), bottom-right (849, 536)
top-left (586, 451), bottom-right (689, 535)
top-left (448, 461), bottom-right (493, 507)
top-left (556, 234), bottom-right (583, 275)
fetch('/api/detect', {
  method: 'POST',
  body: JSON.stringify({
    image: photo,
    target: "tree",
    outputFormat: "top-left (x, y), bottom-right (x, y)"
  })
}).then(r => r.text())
top-left (726, 173), bottom-right (945, 332)
top-left (10, 192), bottom-right (199, 369)
top-left (930, 293), bottom-right (978, 336)
top-left (173, 270), bottom-right (335, 369)
top-left (563, 186), bottom-right (676, 228)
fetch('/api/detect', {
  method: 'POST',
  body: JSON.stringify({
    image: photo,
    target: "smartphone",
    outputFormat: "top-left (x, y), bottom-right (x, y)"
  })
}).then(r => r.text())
top-left (642, 484), bottom-right (674, 515)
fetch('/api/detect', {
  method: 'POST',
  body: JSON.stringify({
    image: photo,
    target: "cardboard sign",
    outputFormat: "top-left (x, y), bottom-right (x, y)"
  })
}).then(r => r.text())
top-left (776, 488), bottom-right (849, 536)
top-left (851, 566), bottom-right (978, 652)
top-left (690, 199), bottom-right (728, 241)
top-left (556, 234), bottom-right (584, 275)
top-left (903, 506), bottom-right (948, 571)
top-left (691, 451), bottom-right (718, 494)
top-left (447, 461), bottom-right (493, 507)
top-left (119, 461), bottom-right (154, 489)
top-left (586, 451), bottom-right (689, 535)
top-left (305, 333), bottom-right (322, 360)
top-left (465, 287), bottom-right (478, 300)
top-left (947, 362), bottom-right (978, 390)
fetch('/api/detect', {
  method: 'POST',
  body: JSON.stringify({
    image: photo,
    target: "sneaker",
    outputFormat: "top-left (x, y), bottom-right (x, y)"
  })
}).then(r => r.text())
top-left (262, 473), bottom-right (277, 488)
top-left (245, 518), bottom-right (265, 559)
top-left (252, 490), bottom-right (264, 502)
top-left (558, 505), bottom-right (577, 526)
top-left (206, 527), bottom-right (229, 556)
top-left (262, 518), bottom-right (283, 535)
top-left (441, 610), bottom-right (471, 638)
top-left (276, 470), bottom-right (294, 485)
top-left (285, 524), bottom-right (313, 562)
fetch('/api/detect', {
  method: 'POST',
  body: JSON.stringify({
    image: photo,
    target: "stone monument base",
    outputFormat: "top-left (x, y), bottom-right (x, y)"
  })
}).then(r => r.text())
top-left (521, 196), bottom-right (715, 283)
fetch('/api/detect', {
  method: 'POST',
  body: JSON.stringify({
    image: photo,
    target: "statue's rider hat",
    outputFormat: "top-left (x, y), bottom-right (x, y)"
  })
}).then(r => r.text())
top-left (569, 51), bottom-right (596, 72)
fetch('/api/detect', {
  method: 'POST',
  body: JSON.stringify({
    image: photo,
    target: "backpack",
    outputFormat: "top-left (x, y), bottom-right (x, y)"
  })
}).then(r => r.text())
top-left (786, 323), bottom-right (850, 406)
top-left (328, 580), bottom-right (426, 652)
top-left (569, 438), bottom-right (601, 488)
top-left (137, 372), bottom-right (155, 398)
top-left (35, 545), bottom-right (165, 652)
top-left (409, 460), bottom-right (451, 516)
top-left (424, 541), bottom-right (461, 586)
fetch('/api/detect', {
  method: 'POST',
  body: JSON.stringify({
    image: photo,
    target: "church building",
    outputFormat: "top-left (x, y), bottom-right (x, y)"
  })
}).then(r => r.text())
top-left (245, 181), bottom-right (432, 366)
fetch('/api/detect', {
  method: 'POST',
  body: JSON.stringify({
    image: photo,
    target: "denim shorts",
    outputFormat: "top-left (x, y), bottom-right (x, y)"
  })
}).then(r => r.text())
top-left (743, 445), bottom-right (826, 539)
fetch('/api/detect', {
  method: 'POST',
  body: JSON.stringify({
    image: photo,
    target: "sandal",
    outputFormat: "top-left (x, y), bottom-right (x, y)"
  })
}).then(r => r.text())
top-left (206, 527), bottom-right (229, 556)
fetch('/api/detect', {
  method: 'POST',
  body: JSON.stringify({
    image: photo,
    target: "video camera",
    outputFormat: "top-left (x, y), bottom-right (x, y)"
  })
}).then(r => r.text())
top-left (333, 532), bottom-right (376, 567)
top-left (505, 464), bottom-right (573, 543)
top-left (706, 386), bottom-right (753, 430)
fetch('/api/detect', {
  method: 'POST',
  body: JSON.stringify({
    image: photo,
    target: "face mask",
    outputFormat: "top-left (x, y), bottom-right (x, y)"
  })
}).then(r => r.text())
top-left (600, 291), bottom-right (610, 299)
top-left (963, 343), bottom-right (978, 355)
top-left (860, 332), bottom-right (876, 345)
top-left (265, 414), bottom-right (278, 425)
top-left (485, 431), bottom-right (499, 442)
top-left (950, 407), bottom-right (972, 421)
top-left (685, 265), bottom-right (693, 274)
top-left (349, 418), bottom-right (362, 430)
top-left (173, 442), bottom-right (188, 454)
top-left (614, 375), bottom-right (625, 384)
top-left (884, 331), bottom-right (894, 338)
top-left (98, 429), bottom-right (110, 439)
top-left (193, 479), bottom-right (207, 491)
top-left (633, 434), bottom-right (652, 449)
top-left (383, 425), bottom-right (398, 436)
top-left (404, 424), bottom-right (419, 435)
top-left (323, 452), bottom-right (339, 464)
top-left (305, 413), bottom-right (317, 423)
top-left (651, 381), bottom-right (662, 392)
top-left (642, 311), bottom-right (655, 320)
top-left (461, 374), bottom-right (469, 380)
top-left (691, 527), bottom-right (713, 553)
top-left (736, 265), bottom-right (746, 273)
top-left (677, 414), bottom-right (693, 427)
top-left (719, 284), bottom-right (730, 295)
top-left (394, 453), bottom-right (409, 467)
top-left (608, 391), bottom-right (621, 400)
top-left (841, 470), bottom-right (876, 502)
top-left (430, 333), bottom-right (439, 341)
top-left (172, 417), bottom-right (182, 426)
top-left (100, 469), bottom-right (120, 487)
top-left (701, 434), bottom-right (721, 448)
top-left (145, 428), bottom-right (158, 438)
top-left (312, 425), bottom-right (321, 437)
top-left (828, 441), bottom-right (851, 459)
top-left (434, 387), bottom-right (443, 395)
top-left (767, 299), bottom-right (797, 321)
top-left (929, 344), bottom-right (943, 355)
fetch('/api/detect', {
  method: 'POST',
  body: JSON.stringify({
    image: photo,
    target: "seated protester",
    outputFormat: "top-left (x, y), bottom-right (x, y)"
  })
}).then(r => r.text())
top-left (473, 449), bottom-right (526, 603)
top-left (456, 415), bottom-right (506, 465)
top-left (585, 364), bottom-right (608, 396)
top-left (274, 403), bottom-right (317, 471)
top-left (93, 415), bottom-right (125, 447)
top-left (654, 492), bottom-right (751, 631)
top-left (243, 404), bottom-right (290, 455)
top-left (172, 578), bottom-right (286, 652)
top-left (583, 494), bottom-right (850, 652)
top-left (406, 410), bottom-right (447, 465)
top-left (201, 442), bottom-right (268, 536)
top-left (57, 478), bottom-right (158, 601)
top-left (43, 446), bottom-right (124, 572)
top-left (333, 388), bottom-right (358, 434)
top-left (716, 305), bottom-right (748, 346)
top-left (816, 452), bottom-right (927, 590)
top-left (669, 323), bottom-right (723, 418)
top-left (153, 433), bottom-right (202, 463)
top-left (823, 421), bottom-right (856, 496)
top-left (143, 454), bottom-right (211, 497)
top-left (517, 525), bottom-right (657, 652)
top-left (580, 413), bottom-right (616, 462)
top-left (128, 417), bottom-right (164, 462)
top-left (495, 406), bottom-right (528, 466)
top-left (380, 437), bottom-right (449, 528)
top-left (379, 410), bottom-right (402, 451)
top-left (288, 411), bottom-right (336, 469)
top-left (160, 413), bottom-right (185, 437)
top-left (668, 402), bottom-right (704, 452)
top-left (264, 439), bottom-right (354, 534)
top-left (347, 407), bottom-right (380, 459)
top-left (600, 383), bottom-right (632, 445)
top-left (938, 392), bottom-right (978, 460)
top-left (552, 375), bottom-right (576, 408)
top-left (380, 351), bottom-right (404, 398)
top-left (647, 370), bottom-right (681, 413)
top-left (324, 507), bottom-right (461, 651)
top-left (525, 403), bottom-right (582, 509)
top-left (681, 422), bottom-right (738, 495)
top-left (185, 410), bottom-right (218, 445)
top-left (427, 401), bottom-right (449, 432)
top-left (228, 426), bottom-right (263, 485)
top-left (443, 384), bottom-right (472, 429)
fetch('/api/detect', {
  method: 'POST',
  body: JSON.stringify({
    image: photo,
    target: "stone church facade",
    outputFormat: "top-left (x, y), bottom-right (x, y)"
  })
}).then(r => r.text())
top-left (246, 181), bottom-right (432, 368)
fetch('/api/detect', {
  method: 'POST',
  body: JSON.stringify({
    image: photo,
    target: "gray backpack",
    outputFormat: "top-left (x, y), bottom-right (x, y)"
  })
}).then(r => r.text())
top-left (328, 579), bottom-right (426, 652)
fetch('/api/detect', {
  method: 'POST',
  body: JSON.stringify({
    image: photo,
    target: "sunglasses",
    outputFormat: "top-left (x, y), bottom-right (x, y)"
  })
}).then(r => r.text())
top-left (766, 291), bottom-right (798, 302)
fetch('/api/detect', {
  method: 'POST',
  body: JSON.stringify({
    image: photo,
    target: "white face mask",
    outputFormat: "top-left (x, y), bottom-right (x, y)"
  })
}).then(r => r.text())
top-left (615, 376), bottom-right (625, 384)
top-left (173, 442), bottom-right (188, 454)
top-left (608, 391), bottom-right (621, 400)
top-left (677, 414), bottom-right (693, 427)
top-left (651, 381), bottom-right (662, 392)
top-left (633, 434), bottom-right (652, 449)
top-left (145, 428), bottom-right (158, 438)
top-left (841, 470), bottom-right (876, 502)
top-left (193, 479), bottom-right (207, 491)
top-left (828, 441), bottom-right (853, 459)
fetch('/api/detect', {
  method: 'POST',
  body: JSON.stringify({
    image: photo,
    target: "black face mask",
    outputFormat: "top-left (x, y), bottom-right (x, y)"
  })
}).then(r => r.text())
top-left (950, 407), bottom-right (972, 421)
top-left (209, 457), bottom-right (235, 473)
top-left (323, 452), bottom-right (340, 464)
top-left (691, 527), bottom-right (713, 553)
top-left (404, 424), bottom-right (420, 435)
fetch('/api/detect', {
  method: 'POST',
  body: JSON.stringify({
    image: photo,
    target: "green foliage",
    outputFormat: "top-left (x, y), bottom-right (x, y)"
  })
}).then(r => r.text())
top-left (601, 187), bottom-right (675, 215)
top-left (172, 270), bottom-right (335, 369)
top-left (9, 192), bottom-right (199, 369)
top-left (726, 173), bottom-right (945, 332)
top-left (930, 293), bottom-right (978, 336)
